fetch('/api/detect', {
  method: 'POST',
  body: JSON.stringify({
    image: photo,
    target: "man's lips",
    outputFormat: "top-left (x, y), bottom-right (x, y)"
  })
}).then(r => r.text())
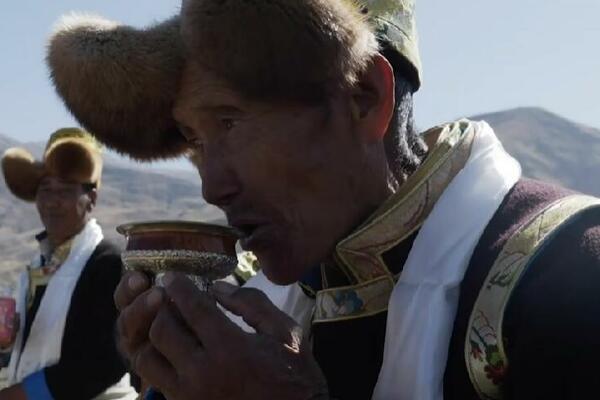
top-left (44, 212), bottom-right (65, 220)
top-left (229, 218), bottom-right (273, 250)
top-left (238, 224), bottom-right (273, 251)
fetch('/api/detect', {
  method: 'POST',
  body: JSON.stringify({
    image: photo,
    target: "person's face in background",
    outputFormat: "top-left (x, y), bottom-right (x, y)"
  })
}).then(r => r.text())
top-left (35, 176), bottom-right (96, 247)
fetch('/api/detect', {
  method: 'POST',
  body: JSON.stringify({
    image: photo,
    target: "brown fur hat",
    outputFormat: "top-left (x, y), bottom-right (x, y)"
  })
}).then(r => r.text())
top-left (47, 0), bottom-right (419, 161)
top-left (1, 128), bottom-right (103, 202)
top-left (47, 14), bottom-right (186, 160)
top-left (1, 148), bottom-right (44, 202)
top-left (180, 0), bottom-right (377, 102)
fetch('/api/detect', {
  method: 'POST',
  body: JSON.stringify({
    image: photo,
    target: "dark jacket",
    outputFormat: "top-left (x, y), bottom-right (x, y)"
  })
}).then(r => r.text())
top-left (444, 179), bottom-right (600, 399)
top-left (26, 239), bottom-right (128, 399)
top-left (310, 179), bottom-right (600, 399)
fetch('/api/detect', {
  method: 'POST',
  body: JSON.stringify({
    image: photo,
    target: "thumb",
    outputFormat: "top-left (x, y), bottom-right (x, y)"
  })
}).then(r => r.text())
top-left (211, 281), bottom-right (302, 349)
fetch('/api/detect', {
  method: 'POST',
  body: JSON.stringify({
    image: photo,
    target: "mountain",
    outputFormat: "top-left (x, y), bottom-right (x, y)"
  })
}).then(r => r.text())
top-left (0, 107), bottom-right (598, 269)
top-left (0, 136), bottom-right (224, 270)
top-left (0, 133), bottom-right (19, 150)
top-left (472, 107), bottom-right (600, 196)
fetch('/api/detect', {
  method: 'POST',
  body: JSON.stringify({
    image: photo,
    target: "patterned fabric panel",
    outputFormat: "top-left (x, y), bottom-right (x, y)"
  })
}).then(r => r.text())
top-left (465, 195), bottom-right (600, 400)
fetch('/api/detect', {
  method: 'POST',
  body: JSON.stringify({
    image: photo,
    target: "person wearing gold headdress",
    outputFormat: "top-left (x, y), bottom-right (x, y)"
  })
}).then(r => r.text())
top-left (0, 129), bottom-right (136, 399)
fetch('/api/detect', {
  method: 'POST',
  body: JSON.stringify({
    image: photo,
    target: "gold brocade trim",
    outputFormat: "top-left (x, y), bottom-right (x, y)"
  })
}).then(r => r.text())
top-left (465, 195), bottom-right (600, 400)
top-left (313, 276), bottom-right (395, 323)
top-left (335, 120), bottom-right (475, 284)
top-left (28, 238), bottom-right (73, 307)
top-left (313, 120), bottom-right (476, 323)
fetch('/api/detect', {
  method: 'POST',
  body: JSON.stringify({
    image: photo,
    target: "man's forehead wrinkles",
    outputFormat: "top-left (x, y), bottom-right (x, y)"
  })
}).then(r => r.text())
top-left (39, 184), bottom-right (73, 190)
top-left (180, 84), bottom-right (244, 109)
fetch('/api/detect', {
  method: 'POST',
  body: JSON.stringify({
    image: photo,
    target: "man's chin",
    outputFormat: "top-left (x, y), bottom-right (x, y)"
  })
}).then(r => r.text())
top-left (257, 255), bottom-right (305, 286)
top-left (261, 266), bottom-right (299, 286)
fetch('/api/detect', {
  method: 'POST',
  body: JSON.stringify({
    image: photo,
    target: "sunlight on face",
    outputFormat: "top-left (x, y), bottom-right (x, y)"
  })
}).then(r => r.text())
top-left (172, 62), bottom-right (381, 284)
top-left (35, 176), bottom-right (93, 244)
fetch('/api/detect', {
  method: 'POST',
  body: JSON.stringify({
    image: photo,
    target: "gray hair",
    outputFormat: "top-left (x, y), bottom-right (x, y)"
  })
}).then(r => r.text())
top-left (382, 46), bottom-right (428, 184)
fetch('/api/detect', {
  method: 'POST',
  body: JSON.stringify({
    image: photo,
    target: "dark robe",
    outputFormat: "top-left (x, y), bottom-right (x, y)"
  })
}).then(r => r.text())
top-left (24, 239), bottom-right (129, 399)
top-left (308, 179), bottom-right (600, 399)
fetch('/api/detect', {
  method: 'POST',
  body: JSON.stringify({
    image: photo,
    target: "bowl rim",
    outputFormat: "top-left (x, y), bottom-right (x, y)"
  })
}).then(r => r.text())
top-left (116, 220), bottom-right (242, 238)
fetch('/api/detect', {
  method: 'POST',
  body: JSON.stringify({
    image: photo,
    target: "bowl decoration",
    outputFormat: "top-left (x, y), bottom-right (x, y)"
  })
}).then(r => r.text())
top-left (117, 221), bottom-right (242, 288)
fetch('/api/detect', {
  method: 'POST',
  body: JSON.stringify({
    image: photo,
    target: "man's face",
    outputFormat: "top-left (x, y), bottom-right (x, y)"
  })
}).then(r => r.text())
top-left (35, 176), bottom-right (94, 244)
top-left (173, 63), bottom-right (389, 285)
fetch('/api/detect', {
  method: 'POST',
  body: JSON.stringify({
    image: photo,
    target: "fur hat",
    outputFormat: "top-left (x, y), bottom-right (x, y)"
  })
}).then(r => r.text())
top-left (1, 128), bottom-right (103, 202)
top-left (47, 0), bottom-right (420, 161)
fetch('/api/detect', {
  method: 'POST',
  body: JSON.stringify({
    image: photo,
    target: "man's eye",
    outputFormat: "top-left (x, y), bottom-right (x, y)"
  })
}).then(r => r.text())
top-left (188, 138), bottom-right (204, 149)
top-left (177, 124), bottom-right (198, 143)
top-left (221, 118), bottom-right (237, 131)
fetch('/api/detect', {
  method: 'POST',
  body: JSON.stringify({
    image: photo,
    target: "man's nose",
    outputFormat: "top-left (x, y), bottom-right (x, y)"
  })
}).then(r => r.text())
top-left (43, 192), bottom-right (62, 208)
top-left (199, 147), bottom-right (241, 208)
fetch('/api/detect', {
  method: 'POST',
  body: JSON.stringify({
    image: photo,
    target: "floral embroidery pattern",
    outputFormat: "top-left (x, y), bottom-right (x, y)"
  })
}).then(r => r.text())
top-left (313, 277), bottom-right (394, 323)
top-left (323, 122), bottom-right (475, 324)
top-left (465, 195), bottom-right (600, 400)
top-left (469, 312), bottom-right (506, 387)
top-left (336, 121), bottom-right (475, 286)
top-left (487, 253), bottom-right (523, 289)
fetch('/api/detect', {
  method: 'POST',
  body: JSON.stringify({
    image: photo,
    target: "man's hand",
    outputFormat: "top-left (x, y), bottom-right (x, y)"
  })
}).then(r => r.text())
top-left (114, 271), bottom-right (166, 372)
top-left (0, 384), bottom-right (27, 400)
top-left (122, 273), bottom-right (328, 400)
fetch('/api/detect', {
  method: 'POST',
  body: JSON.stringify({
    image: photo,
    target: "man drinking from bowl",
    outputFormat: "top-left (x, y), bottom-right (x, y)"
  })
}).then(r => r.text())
top-left (47, 1), bottom-right (600, 399)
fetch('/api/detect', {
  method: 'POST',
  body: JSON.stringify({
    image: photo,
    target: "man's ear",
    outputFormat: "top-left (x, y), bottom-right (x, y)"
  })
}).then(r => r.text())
top-left (87, 188), bottom-right (98, 210)
top-left (350, 53), bottom-right (395, 143)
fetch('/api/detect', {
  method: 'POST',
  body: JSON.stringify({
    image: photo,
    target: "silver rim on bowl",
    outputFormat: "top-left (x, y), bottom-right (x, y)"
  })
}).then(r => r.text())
top-left (121, 249), bottom-right (238, 281)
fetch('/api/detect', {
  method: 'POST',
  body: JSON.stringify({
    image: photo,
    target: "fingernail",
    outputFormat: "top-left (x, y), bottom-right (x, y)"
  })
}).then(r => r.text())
top-left (162, 272), bottom-right (176, 287)
top-left (146, 289), bottom-right (163, 308)
top-left (128, 274), bottom-right (146, 292)
top-left (211, 281), bottom-right (237, 296)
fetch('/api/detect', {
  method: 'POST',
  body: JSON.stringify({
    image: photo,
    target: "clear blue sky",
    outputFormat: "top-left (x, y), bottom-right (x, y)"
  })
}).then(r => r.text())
top-left (1, 0), bottom-right (599, 148)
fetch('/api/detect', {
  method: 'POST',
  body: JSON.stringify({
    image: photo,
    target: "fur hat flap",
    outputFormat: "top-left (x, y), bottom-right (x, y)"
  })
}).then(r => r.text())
top-left (44, 136), bottom-right (103, 187)
top-left (2, 148), bottom-right (44, 202)
top-left (47, 14), bottom-right (187, 160)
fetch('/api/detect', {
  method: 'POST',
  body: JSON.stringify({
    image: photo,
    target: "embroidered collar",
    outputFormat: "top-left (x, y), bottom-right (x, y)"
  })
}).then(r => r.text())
top-left (311, 120), bottom-right (476, 323)
top-left (28, 232), bottom-right (75, 307)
